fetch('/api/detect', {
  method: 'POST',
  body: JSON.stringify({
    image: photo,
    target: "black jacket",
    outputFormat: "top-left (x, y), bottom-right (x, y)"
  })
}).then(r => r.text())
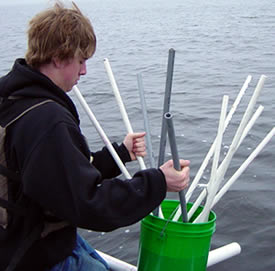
top-left (0, 59), bottom-right (166, 270)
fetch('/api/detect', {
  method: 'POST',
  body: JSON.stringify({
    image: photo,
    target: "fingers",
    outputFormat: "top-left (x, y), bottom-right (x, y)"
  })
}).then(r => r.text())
top-left (179, 159), bottom-right (190, 168)
top-left (169, 167), bottom-right (190, 192)
top-left (132, 134), bottom-right (146, 157)
top-left (165, 159), bottom-right (190, 169)
top-left (132, 132), bottom-right (146, 139)
top-left (181, 166), bottom-right (190, 188)
top-left (123, 132), bottom-right (147, 160)
top-left (160, 159), bottom-right (190, 192)
top-left (177, 161), bottom-right (190, 191)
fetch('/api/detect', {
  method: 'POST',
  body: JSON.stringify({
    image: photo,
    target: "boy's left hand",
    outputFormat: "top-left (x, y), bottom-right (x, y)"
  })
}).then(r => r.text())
top-left (123, 132), bottom-right (146, 161)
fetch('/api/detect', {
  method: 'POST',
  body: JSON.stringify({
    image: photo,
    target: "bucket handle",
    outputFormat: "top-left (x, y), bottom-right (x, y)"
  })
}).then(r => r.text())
top-left (159, 206), bottom-right (180, 239)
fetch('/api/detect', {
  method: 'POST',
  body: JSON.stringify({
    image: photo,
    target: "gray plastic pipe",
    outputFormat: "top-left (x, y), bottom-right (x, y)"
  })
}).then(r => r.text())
top-left (137, 73), bottom-right (156, 168)
top-left (165, 112), bottom-right (188, 222)
top-left (153, 48), bottom-right (175, 216)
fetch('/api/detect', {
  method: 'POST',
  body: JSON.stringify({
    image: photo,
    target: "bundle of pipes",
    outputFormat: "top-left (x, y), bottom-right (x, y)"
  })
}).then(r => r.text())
top-left (73, 49), bottom-right (275, 225)
top-left (172, 74), bottom-right (275, 223)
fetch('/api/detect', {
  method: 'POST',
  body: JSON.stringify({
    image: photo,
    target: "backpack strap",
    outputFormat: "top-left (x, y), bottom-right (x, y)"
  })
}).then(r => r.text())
top-left (0, 98), bottom-right (55, 271)
top-left (5, 223), bottom-right (44, 271)
top-left (0, 164), bottom-right (20, 183)
top-left (0, 198), bottom-right (27, 217)
top-left (4, 99), bottom-right (54, 128)
top-left (0, 99), bottom-right (54, 223)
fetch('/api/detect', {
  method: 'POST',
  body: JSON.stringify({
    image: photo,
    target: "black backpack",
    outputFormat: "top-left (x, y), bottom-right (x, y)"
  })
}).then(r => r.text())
top-left (0, 98), bottom-right (68, 271)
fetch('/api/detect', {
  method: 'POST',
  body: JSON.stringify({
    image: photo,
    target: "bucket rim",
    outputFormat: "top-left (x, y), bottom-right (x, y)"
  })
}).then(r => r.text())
top-left (149, 200), bottom-right (216, 226)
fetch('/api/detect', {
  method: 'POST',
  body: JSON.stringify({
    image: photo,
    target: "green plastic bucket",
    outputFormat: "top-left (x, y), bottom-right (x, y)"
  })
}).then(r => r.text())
top-left (137, 200), bottom-right (216, 271)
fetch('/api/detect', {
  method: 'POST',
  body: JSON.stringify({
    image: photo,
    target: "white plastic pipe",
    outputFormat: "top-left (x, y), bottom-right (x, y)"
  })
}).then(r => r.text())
top-left (73, 86), bottom-right (131, 179)
top-left (213, 75), bottom-right (266, 186)
top-left (185, 75), bottom-right (252, 202)
top-left (96, 250), bottom-right (137, 271)
top-left (237, 105), bottom-right (264, 149)
top-left (96, 242), bottom-right (241, 271)
top-left (187, 188), bottom-right (207, 221)
top-left (104, 58), bottom-right (146, 170)
top-left (212, 127), bottom-right (275, 207)
top-left (186, 75), bottom-right (266, 222)
top-left (207, 242), bottom-right (241, 267)
top-left (195, 95), bottom-right (228, 223)
top-left (186, 105), bottom-right (264, 222)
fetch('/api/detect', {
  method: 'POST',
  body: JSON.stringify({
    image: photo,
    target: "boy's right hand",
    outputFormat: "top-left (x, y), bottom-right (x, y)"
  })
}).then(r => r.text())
top-left (159, 159), bottom-right (190, 192)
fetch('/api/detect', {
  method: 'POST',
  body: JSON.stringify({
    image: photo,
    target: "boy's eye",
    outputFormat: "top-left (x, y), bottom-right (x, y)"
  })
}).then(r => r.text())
top-left (80, 58), bottom-right (87, 65)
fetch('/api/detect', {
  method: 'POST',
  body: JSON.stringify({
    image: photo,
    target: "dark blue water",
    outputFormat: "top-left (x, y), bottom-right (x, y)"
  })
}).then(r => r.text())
top-left (0, 0), bottom-right (274, 270)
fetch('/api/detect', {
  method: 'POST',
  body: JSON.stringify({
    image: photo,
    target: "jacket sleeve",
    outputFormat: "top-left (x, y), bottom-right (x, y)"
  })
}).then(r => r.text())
top-left (91, 142), bottom-right (132, 179)
top-left (21, 121), bottom-right (167, 232)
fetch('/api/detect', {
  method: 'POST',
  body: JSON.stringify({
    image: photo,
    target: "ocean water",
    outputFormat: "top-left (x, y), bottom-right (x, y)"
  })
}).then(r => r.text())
top-left (0, 0), bottom-right (274, 270)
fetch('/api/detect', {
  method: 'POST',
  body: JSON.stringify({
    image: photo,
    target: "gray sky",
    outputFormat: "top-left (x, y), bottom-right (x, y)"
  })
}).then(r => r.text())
top-left (0, 0), bottom-right (88, 6)
top-left (0, 0), bottom-right (45, 4)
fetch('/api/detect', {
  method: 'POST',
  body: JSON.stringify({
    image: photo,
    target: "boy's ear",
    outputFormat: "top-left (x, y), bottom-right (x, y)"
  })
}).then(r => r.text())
top-left (52, 57), bottom-right (64, 69)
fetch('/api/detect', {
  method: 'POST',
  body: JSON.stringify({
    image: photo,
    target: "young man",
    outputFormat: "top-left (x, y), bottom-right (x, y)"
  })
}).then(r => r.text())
top-left (0, 2), bottom-right (190, 271)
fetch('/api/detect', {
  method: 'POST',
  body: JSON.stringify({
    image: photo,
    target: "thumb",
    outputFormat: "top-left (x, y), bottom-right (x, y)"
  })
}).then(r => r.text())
top-left (179, 159), bottom-right (190, 168)
top-left (132, 132), bottom-right (146, 139)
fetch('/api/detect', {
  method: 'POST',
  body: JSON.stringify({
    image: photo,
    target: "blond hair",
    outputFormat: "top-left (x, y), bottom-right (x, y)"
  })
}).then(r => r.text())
top-left (25, 2), bottom-right (96, 68)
